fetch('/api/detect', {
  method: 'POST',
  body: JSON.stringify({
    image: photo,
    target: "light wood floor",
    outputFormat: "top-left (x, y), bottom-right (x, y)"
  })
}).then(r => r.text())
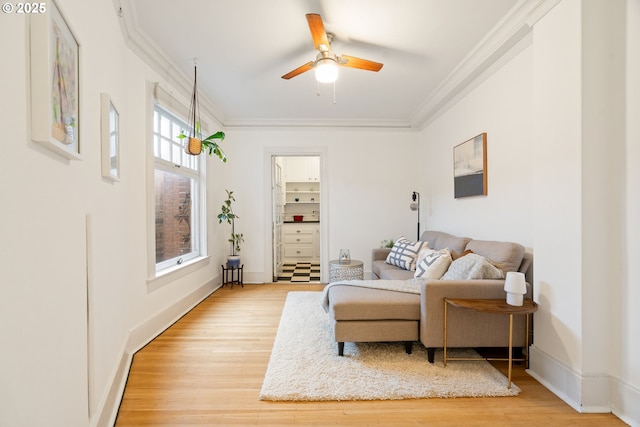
top-left (115, 284), bottom-right (625, 426)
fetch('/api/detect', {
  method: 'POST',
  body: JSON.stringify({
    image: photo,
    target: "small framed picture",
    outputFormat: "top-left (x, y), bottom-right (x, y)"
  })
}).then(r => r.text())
top-left (100, 93), bottom-right (120, 181)
top-left (453, 133), bottom-right (487, 198)
top-left (30, 0), bottom-right (81, 160)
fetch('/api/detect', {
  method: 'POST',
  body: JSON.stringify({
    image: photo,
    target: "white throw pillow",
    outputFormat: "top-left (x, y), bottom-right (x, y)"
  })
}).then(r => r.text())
top-left (385, 236), bottom-right (427, 271)
top-left (415, 246), bottom-right (433, 267)
top-left (441, 253), bottom-right (505, 280)
top-left (414, 248), bottom-right (452, 279)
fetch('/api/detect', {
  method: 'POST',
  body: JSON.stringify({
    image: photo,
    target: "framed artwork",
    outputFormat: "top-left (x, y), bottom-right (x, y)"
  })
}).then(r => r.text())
top-left (100, 94), bottom-right (120, 180)
top-left (453, 133), bottom-right (487, 198)
top-left (30, 0), bottom-right (81, 160)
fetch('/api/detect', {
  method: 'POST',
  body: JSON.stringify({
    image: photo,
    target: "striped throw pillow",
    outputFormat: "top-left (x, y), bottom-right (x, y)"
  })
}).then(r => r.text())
top-left (385, 237), bottom-right (427, 271)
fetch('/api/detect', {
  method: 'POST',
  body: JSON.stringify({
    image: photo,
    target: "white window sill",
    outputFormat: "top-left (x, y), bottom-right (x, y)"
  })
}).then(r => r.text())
top-left (147, 256), bottom-right (211, 293)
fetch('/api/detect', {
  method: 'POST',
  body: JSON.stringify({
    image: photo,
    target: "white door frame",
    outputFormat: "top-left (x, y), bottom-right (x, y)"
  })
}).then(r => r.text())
top-left (263, 147), bottom-right (329, 283)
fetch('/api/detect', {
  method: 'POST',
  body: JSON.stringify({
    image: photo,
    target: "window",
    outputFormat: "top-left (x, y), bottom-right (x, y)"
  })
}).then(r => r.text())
top-left (152, 104), bottom-right (204, 273)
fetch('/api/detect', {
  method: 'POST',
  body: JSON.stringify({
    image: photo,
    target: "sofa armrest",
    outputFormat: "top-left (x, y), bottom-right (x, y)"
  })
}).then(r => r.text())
top-left (372, 248), bottom-right (391, 262)
top-left (419, 279), bottom-right (532, 348)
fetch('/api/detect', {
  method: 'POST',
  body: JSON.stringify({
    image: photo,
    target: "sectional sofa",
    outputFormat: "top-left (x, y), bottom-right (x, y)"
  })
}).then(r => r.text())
top-left (326, 230), bottom-right (533, 362)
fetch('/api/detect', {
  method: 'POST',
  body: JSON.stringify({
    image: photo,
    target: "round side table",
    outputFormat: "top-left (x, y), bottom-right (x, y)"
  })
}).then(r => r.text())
top-left (329, 259), bottom-right (364, 283)
top-left (443, 298), bottom-right (538, 389)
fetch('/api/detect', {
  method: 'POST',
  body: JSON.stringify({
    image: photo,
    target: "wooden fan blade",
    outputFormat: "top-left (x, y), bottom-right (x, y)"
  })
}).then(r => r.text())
top-left (340, 55), bottom-right (384, 72)
top-left (306, 13), bottom-right (330, 51)
top-left (281, 61), bottom-right (314, 79)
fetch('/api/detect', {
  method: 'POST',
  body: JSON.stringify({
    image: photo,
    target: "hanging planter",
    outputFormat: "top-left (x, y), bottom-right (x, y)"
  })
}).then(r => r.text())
top-left (177, 60), bottom-right (227, 160)
top-left (187, 136), bottom-right (202, 155)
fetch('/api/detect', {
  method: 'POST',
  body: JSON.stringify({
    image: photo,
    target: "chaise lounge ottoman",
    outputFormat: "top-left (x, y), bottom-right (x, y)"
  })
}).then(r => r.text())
top-left (326, 284), bottom-right (421, 356)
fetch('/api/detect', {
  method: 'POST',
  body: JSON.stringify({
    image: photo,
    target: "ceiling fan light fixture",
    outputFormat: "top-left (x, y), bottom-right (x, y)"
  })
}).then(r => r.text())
top-left (315, 58), bottom-right (338, 83)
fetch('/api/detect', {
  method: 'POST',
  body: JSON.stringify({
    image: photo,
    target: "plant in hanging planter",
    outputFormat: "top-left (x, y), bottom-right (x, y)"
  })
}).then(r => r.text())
top-left (217, 189), bottom-right (244, 267)
top-left (177, 125), bottom-right (226, 161)
top-left (176, 61), bottom-right (227, 160)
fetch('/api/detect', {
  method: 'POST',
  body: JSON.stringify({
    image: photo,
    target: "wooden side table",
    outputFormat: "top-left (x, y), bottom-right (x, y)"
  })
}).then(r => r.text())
top-left (329, 259), bottom-right (364, 282)
top-left (221, 264), bottom-right (244, 288)
top-left (443, 298), bottom-right (538, 388)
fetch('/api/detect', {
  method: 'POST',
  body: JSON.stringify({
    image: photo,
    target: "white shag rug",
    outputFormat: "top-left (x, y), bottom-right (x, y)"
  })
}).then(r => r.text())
top-left (259, 291), bottom-right (520, 401)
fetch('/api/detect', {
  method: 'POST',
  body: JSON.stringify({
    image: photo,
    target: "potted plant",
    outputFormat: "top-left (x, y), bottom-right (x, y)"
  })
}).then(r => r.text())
top-left (218, 189), bottom-right (244, 267)
top-left (381, 239), bottom-right (395, 248)
top-left (178, 127), bottom-right (226, 161)
top-left (176, 62), bottom-right (227, 160)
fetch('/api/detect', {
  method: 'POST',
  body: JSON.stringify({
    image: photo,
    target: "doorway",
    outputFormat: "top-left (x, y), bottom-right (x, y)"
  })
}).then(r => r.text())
top-left (269, 154), bottom-right (325, 283)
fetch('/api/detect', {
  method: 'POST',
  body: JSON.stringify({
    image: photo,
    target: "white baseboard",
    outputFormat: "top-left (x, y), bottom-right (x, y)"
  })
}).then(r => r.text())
top-left (611, 376), bottom-right (640, 427)
top-left (528, 345), bottom-right (639, 426)
top-left (92, 342), bottom-right (132, 427)
top-left (93, 279), bottom-right (219, 427)
top-left (127, 280), bottom-right (218, 354)
top-left (527, 345), bottom-right (583, 412)
top-left (242, 272), bottom-right (265, 284)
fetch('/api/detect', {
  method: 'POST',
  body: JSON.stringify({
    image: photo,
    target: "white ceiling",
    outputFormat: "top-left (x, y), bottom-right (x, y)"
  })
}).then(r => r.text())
top-left (121, 0), bottom-right (531, 128)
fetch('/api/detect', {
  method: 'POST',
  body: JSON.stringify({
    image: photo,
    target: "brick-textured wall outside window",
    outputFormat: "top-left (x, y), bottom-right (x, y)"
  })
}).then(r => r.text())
top-left (155, 169), bottom-right (192, 263)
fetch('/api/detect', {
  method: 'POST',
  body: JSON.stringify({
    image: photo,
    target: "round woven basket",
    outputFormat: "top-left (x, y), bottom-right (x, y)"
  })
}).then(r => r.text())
top-left (186, 137), bottom-right (202, 155)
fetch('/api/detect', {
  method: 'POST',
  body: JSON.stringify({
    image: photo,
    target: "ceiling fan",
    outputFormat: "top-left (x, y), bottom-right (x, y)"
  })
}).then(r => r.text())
top-left (281, 13), bottom-right (384, 83)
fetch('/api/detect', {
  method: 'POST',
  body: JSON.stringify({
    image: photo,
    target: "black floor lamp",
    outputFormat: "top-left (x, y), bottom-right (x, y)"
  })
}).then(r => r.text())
top-left (410, 191), bottom-right (420, 241)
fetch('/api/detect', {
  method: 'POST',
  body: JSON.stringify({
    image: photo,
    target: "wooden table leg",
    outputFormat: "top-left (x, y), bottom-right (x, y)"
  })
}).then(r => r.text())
top-left (526, 312), bottom-right (530, 368)
top-left (443, 299), bottom-right (448, 367)
top-left (508, 313), bottom-right (513, 389)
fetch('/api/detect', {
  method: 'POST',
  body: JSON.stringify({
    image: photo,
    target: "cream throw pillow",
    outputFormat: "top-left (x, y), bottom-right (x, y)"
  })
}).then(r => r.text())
top-left (441, 253), bottom-right (505, 280)
top-left (415, 246), bottom-right (433, 267)
top-left (414, 248), bottom-right (452, 279)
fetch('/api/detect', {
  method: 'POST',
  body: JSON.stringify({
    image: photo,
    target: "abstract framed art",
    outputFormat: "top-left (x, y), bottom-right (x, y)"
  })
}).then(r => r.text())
top-left (453, 133), bottom-right (487, 198)
top-left (30, 0), bottom-right (81, 160)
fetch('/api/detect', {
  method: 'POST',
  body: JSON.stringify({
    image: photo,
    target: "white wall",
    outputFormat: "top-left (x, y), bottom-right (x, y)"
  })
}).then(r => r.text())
top-left (581, 0), bottom-right (626, 406)
top-left (530, 0), bottom-right (585, 387)
top-left (0, 1), bottom-right (227, 425)
top-left (418, 43), bottom-right (534, 248)
top-left (529, 1), bottom-right (640, 419)
top-left (619, 0), bottom-right (640, 423)
top-left (222, 127), bottom-right (420, 281)
top-left (418, 1), bottom-right (639, 423)
top-left (0, 2), bottom-right (419, 424)
top-left (1, 0), bottom-right (637, 426)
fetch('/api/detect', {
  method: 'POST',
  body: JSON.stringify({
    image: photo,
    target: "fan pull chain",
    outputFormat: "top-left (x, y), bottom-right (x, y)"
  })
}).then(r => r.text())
top-left (333, 81), bottom-right (336, 104)
top-left (314, 80), bottom-right (337, 104)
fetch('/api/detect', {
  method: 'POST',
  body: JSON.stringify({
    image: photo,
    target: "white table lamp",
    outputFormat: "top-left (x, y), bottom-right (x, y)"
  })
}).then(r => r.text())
top-left (504, 272), bottom-right (527, 306)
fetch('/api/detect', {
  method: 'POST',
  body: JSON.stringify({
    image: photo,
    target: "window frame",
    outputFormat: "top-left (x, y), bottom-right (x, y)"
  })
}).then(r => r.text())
top-left (153, 164), bottom-right (200, 272)
top-left (146, 88), bottom-right (209, 289)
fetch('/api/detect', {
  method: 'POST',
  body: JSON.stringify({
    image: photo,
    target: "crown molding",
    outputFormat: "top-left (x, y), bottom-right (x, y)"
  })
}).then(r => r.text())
top-left (409, 0), bottom-right (561, 129)
top-left (112, 0), bottom-right (228, 126)
top-left (222, 117), bottom-right (413, 130)
top-left (113, 0), bottom-right (561, 130)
